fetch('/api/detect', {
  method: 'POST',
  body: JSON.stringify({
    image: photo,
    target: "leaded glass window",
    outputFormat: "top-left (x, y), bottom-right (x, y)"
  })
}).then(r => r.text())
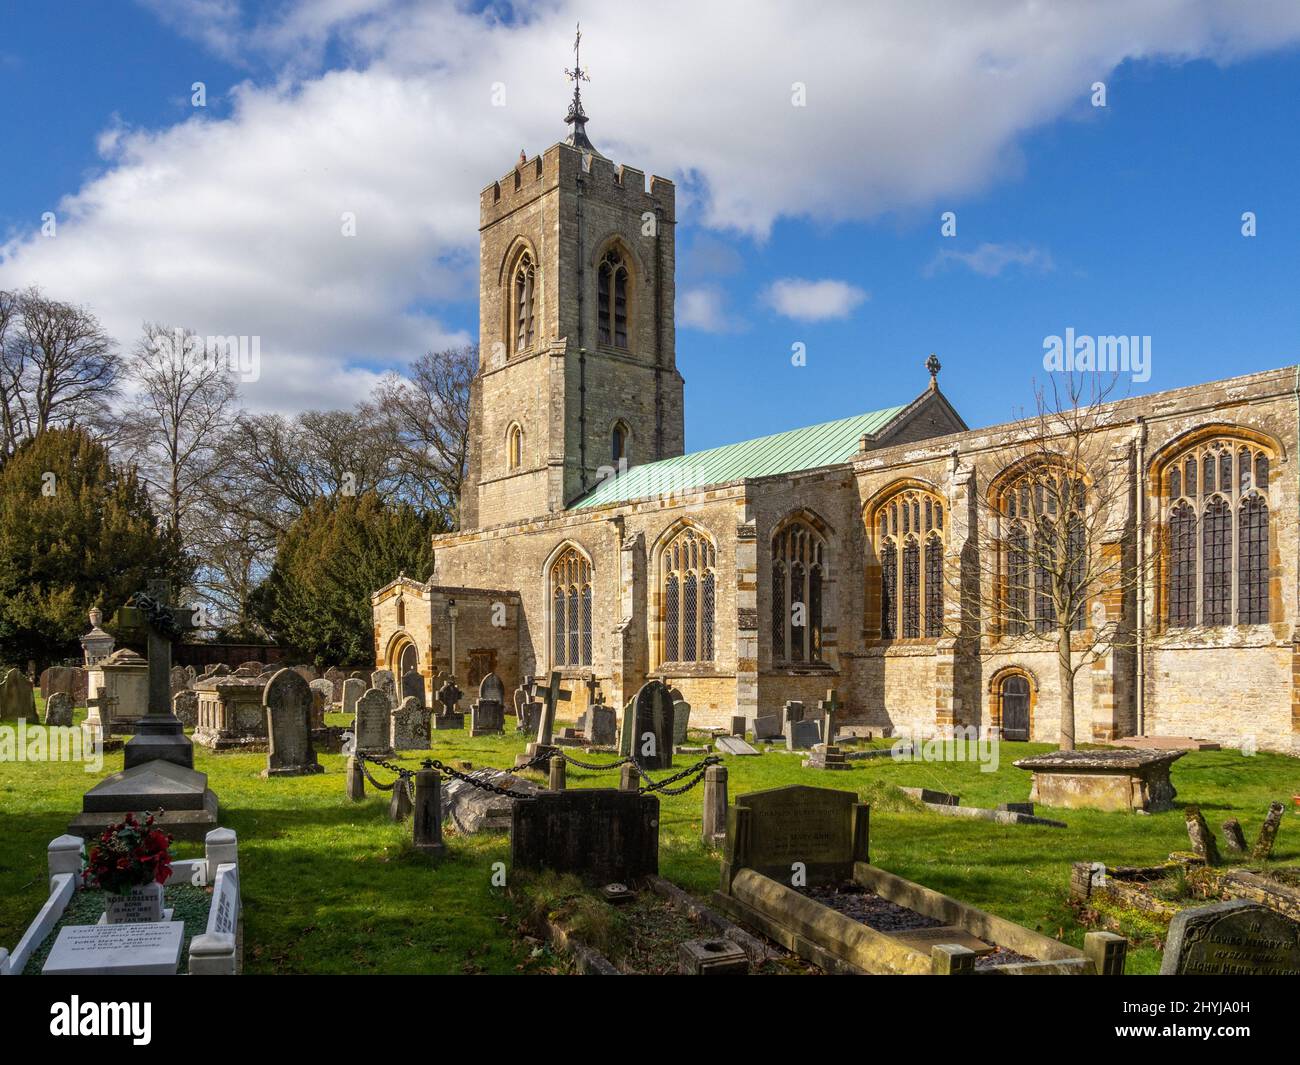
top-left (998, 467), bottom-right (1087, 637)
top-left (771, 519), bottom-right (828, 664)
top-left (873, 490), bottom-right (943, 642)
top-left (548, 547), bottom-right (592, 667)
top-left (661, 526), bottom-right (716, 664)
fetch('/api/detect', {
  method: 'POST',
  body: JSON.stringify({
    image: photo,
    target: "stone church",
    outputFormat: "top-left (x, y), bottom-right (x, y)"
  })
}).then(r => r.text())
top-left (372, 95), bottom-right (1300, 755)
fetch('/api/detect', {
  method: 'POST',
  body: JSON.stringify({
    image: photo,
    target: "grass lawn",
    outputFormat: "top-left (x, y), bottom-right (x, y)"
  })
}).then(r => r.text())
top-left (2, 698), bottom-right (1296, 974)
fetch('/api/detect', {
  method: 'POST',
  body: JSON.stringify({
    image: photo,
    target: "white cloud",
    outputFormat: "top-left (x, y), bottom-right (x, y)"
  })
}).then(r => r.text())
top-left (763, 278), bottom-right (868, 322)
top-left (925, 242), bottom-right (1055, 278)
top-left (679, 286), bottom-right (740, 333)
top-left (7, 1), bottom-right (1300, 411)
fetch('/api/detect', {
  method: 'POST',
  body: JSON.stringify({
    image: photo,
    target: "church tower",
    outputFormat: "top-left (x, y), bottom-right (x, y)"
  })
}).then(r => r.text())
top-left (460, 31), bottom-right (684, 529)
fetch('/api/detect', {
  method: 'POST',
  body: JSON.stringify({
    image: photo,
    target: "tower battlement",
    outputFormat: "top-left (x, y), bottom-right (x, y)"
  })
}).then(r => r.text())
top-left (481, 143), bottom-right (674, 228)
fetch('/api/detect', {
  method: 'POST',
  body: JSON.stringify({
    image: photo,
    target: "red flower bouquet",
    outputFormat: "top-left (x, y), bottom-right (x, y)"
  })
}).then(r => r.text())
top-left (83, 812), bottom-right (174, 895)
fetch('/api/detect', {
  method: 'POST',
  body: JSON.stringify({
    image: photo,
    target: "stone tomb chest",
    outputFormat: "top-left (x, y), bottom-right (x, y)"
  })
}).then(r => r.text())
top-left (193, 675), bottom-right (270, 750)
top-left (713, 784), bottom-right (1122, 976)
top-left (1013, 749), bottom-right (1184, 813)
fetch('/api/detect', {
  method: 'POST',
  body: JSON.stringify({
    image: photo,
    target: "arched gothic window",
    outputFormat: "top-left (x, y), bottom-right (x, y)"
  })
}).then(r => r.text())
top-left (874, 489), bottom-right (944, 640)
top-left (598, 249), bottom-right (629, 349)
top-left (612, 421), bottom-right (629, 465)
top-left (1164, 438), bottom-right (1271, 627)
top-left (998, 467), bottom-right (1088, 635)
top-left (513, 251), bottom-right (536, 353)
top-left (507, 424), bottom-right (523, 471)
top-left (549, 547), bottom-right (592, 667)
top-left (771, 520), bottom-right (827, 665)
top-left (662, 526), bottom-right (716, 664)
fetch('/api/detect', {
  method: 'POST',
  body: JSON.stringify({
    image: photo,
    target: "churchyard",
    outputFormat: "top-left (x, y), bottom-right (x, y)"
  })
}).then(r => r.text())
top-left (2, 683), bottom-right (1297, 975)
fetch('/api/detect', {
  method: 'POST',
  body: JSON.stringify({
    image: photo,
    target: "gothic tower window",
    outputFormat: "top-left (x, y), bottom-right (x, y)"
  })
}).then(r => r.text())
top-left (598, 249), bottom-right (629, 349)
top-left (548, 546), bottom-right (592, 667)
top-left (612, 421), bottom-right (629, 465)
top-left (872, 488), bottom-right (944, 641)
top-left (513, 251), bottom-right (536, 353)
top-left (1162, 437), bottom-right (1271, 627)
top-left (771, 519), bottom-right (827, 665)
top-left (661, 525), bottom-right (716, 665)
top-left (997, 466), bottom-right (1088, 636)
top-left (507, 423), bottom-right (523, 471)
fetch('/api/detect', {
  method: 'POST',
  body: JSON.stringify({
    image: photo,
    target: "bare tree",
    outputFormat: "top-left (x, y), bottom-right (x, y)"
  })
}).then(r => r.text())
top-left (0, 287), bottom-right (120, 462)
top-left (371, 345), bottom-right (474, 526)
top-left (952, 373), bottom-right (1156, 750)
top-left (119, 323), bottom-right (239, 539)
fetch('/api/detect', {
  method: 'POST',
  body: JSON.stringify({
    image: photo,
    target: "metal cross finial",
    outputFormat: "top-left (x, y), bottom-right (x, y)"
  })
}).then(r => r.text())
top-left (926, 352), bottom-right (942, 387)
top-left (563, 22), bottom-right (597, 153)
top-left (564, 22), bottom-right (589, 86)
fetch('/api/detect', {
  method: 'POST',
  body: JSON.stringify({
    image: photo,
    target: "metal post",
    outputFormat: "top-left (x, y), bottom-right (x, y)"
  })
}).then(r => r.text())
top-left (702, 764), bottom-right (727, 844)
top-left (414, 762), bottom-right (444, 854)
top-left (346, 755), bottom-right (365, 801)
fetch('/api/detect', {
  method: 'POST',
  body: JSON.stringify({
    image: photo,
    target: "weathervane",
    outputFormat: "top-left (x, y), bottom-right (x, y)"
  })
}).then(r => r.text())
top-left (563, 22), bottom-right (597, 153)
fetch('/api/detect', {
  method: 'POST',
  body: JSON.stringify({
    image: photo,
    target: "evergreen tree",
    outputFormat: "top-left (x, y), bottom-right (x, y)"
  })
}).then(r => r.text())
top-left (0, 428), bottom-right (183, 669)
top-left (253, 493), bottom-right (437, 666)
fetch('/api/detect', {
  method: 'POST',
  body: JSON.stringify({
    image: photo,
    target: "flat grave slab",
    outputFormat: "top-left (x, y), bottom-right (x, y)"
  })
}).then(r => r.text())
top-left (43, 920), bottom-right (184, 976)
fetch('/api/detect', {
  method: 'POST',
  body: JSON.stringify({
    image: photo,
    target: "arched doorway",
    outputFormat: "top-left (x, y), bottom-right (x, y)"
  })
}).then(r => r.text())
top-left (999, 674), bottom-right (1031, 741)
top-left (398, 642), bottom-right (418, 678)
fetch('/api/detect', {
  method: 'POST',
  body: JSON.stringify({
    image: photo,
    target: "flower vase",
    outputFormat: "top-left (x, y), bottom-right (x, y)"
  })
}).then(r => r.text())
top-left (104, 881), bottom-right (164, 924)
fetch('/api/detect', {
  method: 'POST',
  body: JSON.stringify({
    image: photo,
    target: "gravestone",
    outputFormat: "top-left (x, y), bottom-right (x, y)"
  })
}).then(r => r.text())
top-left (41, 665), bottom-right (88, 706)
top-left (169, 665), bottom-right (189, 697)
top-left (784, 719), bottom-right (820, 751)
top-left (390, 695), bottom-right (430, 750)
top-left (730, 715), bottom-right (746, 737)
top-left (511, 789), bottom-right (660, 883)
top-left (309, 677), bottom-right (334, 713)
top-left (0, 668), bottom-right (36, 720)
top-left (518, 672), bottom-right (570, 765)
top-left (263, 667), bottom-right (323, 777)
top-left (401, 670), bottom-right (426, 708)
top-left (671, 699), bottom-right (692, 746)
top-left (585, 704), bottom-right (618, 746)
top-left (44, 691), bottom-right (74, 727)
top-left (434, 679), bottom-right (465, 730)
top-left (341, 677), bottom-right (366, 719)
top-left (471, 672), bottom-right (506, 736)
top-left (354, 689), bottom-right (393, 756)
top-left (518, 700), bottom-right (542, 734)
top-left (323, 666), bottom-right (346, 701)
top-left (752, 714), bottom-right (782, 742)
top-left (371, 669), bottom-right (397, 707)
top-left (629, 680), bottom-right (674, 771)
top-left (781, 701), bottom-right (805, 727)
top-left (349, 670), bottom-right (367, 681)
top-left (721, 783), bottom-right (868, 888)
top-left (292, 664), bottom-right (319, 683)
top-left (43, 921), bottom-right (185, 976)
top-left (172, 690), bottom-right (199, 728)
top-left (715, 735), bottom-right (760, 756)
top-left (513, 675), bottom-right (535, 719)
top-left (1159, 899), bottom-right (1300, 976)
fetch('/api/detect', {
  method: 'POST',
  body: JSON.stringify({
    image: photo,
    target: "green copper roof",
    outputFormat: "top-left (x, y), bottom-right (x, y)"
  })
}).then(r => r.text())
top-left (570, 405), bottom-right (906, 510)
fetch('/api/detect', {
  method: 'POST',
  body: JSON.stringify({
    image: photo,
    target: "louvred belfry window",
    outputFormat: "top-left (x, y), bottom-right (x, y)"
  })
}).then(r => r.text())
top-left (514, 252), bottom-right (536, 352)
top-left (661, 527), bottom-right (716, 664)
top-left (548, 547), bottom-right (592, 667)
top-left (874, 489), bottom-right (944, 641)
top-left (598, 250), bottom-right (629, 349)
top-left (1163, 438), bottom-right (1272, 628)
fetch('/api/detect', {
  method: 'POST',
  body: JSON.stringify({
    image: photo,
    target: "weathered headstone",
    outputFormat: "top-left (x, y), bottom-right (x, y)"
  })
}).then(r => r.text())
top-left (721, 784), bottom-right (869, 887)
top-left (401, 669), bottom-right (426, 707)
top-left (585, 704), bottom-right (618, 746)
top-left (729, 714), bottom-right (746, 737)
top-left (43, 691), bottom-right (74, 727)
top-left (513, 675), bottom-right (535, 719)
top-left (371, 669), bottom-right (397, 707)
top-left (263, 668), bottom-right (323, 777)
top-left (715, 735), bottom-right (760, 756)
top-left (354, 689), bottom-right (393, 756)
top-left (323, 666), bottom-right (346, 701)
top-left (390, 695), bottom-right (430, 750)
top-left (752, 713), bottom-right (782, 742)
top-left (671, 699), bottom-right (692, 746)
top-left (781, 700), bottom-right (804, 728)
top-left (1159, 899), bottom-right (1300, 976)
top-left (0, 668), bottom-right (36, 721)
top-left (471, 671), bottom-right (506, 736)
top-left (292, 664), bottom-right (319, 683)
top-left (341, 677), bottom-right (366, 719)
top-left (172, 689), bottom-right (199, 728)
top-left (784, 719), bottom-right (820, 750)
top-left (309, 678), bottom-right (334, 716)
top-left (169, 665), bottom-right (189, 697)
top-left (41, 665), bottom-right (88, 706)
top-left (511, 789), bottom-right (660, 883)
top-left (630, 680), bottom-right (674, 771)
top-left (518, 700), bottom-right (542, 733)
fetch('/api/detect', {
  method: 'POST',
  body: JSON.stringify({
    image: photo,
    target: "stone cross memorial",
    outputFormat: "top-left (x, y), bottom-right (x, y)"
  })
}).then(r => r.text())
top-left (434, 678), bottom-right (465, 730)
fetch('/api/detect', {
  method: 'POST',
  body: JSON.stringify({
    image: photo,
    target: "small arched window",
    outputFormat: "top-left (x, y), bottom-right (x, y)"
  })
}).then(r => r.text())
top-left (1163, 437), bottom-right (1272, 628)
top-left (612, 421), bottom-right (629, 464)
top-left (598, 249), bottom-right (629, 349)
top-left (872, 488), bottom-right (945, 640)
top-left (507, 424), bottom-right (523, 471)
top-left (513, 251), bottom-right (536, 353)
top-left (548, 547), bottom-right (592, 667)
top-left (661, 525), bottom-right (716, 665)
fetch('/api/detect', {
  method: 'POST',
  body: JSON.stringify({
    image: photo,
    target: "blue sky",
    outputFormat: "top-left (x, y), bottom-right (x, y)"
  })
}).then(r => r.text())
top-left (2, 2), bottom-right (1299, 450)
